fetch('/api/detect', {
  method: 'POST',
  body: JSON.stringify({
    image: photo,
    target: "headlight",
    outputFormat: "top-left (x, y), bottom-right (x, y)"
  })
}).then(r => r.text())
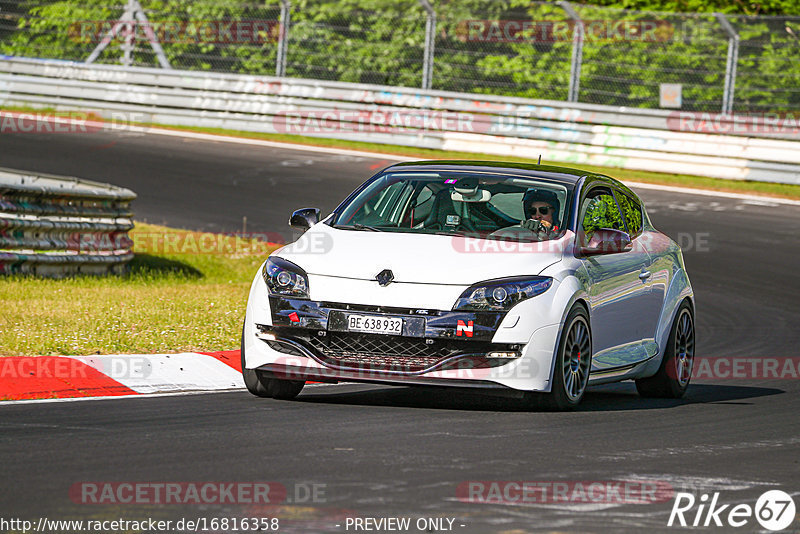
top-left (453, 276), bottom-right (552, 311)
top-left (262, 257), bottom-right (310, 298)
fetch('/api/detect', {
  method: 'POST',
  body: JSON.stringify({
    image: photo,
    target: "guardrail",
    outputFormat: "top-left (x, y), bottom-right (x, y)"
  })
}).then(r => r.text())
top-left (0, 167), bottom-right (136, 276)
top-left (1, 56), bottom-right (799, 185)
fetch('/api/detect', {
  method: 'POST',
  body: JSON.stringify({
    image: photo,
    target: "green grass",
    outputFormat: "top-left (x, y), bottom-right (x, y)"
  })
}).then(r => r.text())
top-left (4, 104), bottom-right (799, 201)
top-left (0, 223), bottom-right (278, 357)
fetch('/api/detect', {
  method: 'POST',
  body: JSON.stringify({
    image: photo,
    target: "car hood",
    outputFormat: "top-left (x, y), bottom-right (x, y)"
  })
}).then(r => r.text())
top-left (275, 223), bottom-right (570, 286)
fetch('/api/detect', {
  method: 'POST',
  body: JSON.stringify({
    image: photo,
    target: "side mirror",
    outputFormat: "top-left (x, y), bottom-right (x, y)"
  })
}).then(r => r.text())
top-left (289, 207), bottom-right (320, 230)
top-left (580, 228), bottom-right (632, 256)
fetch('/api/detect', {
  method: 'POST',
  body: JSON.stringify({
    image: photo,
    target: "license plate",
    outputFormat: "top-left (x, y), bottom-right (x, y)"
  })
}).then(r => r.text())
top-left (347, 315), bottom-right (403, 335)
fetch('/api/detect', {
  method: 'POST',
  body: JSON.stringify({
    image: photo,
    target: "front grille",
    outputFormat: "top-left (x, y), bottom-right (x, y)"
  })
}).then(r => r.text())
top-left (262, 322), bottom-right (519, 374)
top-left (306, 332), bottom-right (487, 373)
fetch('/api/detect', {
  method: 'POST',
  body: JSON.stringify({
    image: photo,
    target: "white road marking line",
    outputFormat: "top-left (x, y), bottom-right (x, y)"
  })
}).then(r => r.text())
top-left (110, 122), bottom-right (413, 161)
top-left (740, 199), bottom-right (780, 206)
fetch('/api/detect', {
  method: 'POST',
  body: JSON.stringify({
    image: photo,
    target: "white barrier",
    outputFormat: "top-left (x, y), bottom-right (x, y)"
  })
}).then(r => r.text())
top-left (1, 56), bottom-right (798, 185)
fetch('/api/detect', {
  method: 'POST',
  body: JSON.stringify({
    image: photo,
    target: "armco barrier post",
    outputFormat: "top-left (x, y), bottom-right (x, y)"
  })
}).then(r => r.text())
top-left (715, 13), bottom-right (739, 115)
top-left (419, 0), bottom-right (436, 90)
top-left (276, 0), bottom-right (291, 77)
top-left (559, 1), bottom-right (584, 103)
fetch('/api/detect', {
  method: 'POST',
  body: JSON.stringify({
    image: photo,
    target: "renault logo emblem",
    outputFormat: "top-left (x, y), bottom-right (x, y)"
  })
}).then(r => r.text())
top-left (375, 269), bottom-right (394, 286)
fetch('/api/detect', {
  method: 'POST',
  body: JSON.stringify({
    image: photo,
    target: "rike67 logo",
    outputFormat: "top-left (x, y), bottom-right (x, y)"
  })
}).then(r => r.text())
top-left (668, 490), bottom-right (796, 531)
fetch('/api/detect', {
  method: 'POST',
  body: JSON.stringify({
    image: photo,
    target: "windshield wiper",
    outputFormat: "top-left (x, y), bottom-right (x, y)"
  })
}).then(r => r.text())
top-left (354, 223), bottom-right (381, 231)
top-left (336, 223), bottom-right (382, 232)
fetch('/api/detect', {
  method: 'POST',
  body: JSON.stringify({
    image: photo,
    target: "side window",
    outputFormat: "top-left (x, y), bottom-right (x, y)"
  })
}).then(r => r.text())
top-left (617, 193), bottom-right (643, 237)
top-left (580, 190), bottom-right (626, 240)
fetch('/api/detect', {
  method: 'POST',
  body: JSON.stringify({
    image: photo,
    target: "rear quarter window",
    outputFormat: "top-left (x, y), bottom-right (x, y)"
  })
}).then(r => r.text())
top-left (617, 193), bottom-right (643, 237)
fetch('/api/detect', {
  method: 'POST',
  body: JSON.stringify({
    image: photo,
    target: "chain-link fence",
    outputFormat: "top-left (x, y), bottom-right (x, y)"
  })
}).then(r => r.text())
top-left (286, 4), bottom-right (427, 87)
top-left (1, 0), bottom-right (798, 113)
top-left (570, 6), bottom-right (730, 111)
top-left (728, 14), bottom-right (800, 113)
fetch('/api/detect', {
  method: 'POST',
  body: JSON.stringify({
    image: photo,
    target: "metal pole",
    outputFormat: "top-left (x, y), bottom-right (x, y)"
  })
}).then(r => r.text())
top-left (134, 9), bottom-right (171, 69)
top-left (715, 13), bottom-right (739, 114)
top-left (121, 0), bottom-right (136, 66)
top-left (85, 21), bottom-right (125, 64)
top-left (276, 0), bottom-right (291, 77)
top-left (558, 1), bottom-right (584, 103)
top-left (86, 1), bottom-right (134, 65)
top-left (86, 0), bottom-right (170, 69)
top-left (419, 0), bottom-right (436, 90)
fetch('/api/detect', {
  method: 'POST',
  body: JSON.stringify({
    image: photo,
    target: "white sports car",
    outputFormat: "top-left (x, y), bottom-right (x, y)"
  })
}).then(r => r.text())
top-left (241, 161), bottom-right (695, 409)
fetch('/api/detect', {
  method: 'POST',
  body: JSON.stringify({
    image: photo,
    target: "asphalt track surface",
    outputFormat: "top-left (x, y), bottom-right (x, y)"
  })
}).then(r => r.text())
top-left (1, 128), bottom-right (799, 533)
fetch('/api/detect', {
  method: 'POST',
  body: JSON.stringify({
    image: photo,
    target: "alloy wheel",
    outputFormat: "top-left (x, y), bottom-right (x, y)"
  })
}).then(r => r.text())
top-left (562, 316), bottom-right (591, 401)
top-left (674, 309), bottom-right (695, 387)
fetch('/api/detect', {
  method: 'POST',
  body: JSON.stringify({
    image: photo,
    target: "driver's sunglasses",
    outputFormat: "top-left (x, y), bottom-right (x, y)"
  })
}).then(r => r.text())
top-left (529, 205), bottom-right (553, 215)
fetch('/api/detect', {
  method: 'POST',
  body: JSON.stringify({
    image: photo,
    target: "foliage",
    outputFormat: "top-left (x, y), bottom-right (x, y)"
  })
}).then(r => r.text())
top-left (586, 0), bottom-right (800, 16)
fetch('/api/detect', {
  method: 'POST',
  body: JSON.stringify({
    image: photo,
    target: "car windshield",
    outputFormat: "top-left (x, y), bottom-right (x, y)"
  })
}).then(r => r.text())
top-left (333, 171), bottom-right (572, 242)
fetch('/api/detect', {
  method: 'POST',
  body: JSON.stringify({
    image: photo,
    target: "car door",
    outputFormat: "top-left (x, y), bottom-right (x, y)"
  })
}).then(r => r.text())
top-left (578, 186), bottom-right (651, 370)
top-left (615, 190), bottom-right (663, 357)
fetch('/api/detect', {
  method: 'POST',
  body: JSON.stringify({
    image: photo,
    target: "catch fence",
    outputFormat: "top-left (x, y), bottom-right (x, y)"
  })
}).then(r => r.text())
top-left (1, 0), bottom-right (798, 113)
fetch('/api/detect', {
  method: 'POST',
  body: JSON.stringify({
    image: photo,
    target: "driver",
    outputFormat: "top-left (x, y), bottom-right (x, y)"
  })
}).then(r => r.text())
top-left (520, 189), bottom-right (560, 238)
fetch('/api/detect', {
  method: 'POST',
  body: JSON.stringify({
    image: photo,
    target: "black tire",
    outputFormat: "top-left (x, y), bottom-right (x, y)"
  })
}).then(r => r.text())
top-left (241, 323), bottom-right (271, 397)
top-left (266, 377), bottom-right (305, 400)
top-left (635, 301), bottom-right (694, 399)
top-left (530, 305), bottom-right (592, 411)
top-left (241, 322), bottom-right (305, 400)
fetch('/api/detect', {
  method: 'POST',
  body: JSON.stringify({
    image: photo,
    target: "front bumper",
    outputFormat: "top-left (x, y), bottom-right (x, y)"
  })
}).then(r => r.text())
top-left (243, 268), bottom-right (562, 392)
